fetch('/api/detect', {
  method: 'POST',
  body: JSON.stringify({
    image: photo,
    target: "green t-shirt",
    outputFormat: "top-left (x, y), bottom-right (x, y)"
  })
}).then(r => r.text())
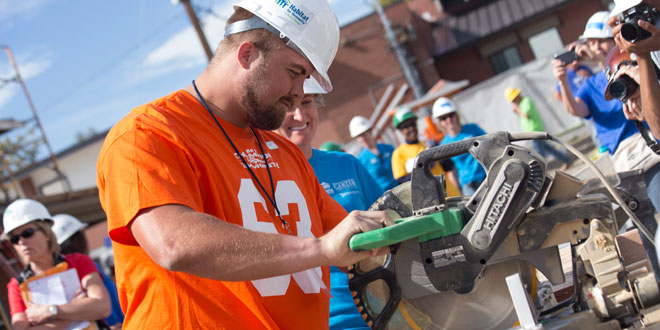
top-left (518, 97), bottom-right (545, 132)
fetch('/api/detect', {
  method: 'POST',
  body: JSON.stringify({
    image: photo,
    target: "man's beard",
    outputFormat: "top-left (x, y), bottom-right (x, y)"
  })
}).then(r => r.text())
top-left (240, 62), bottom-right (292, 130)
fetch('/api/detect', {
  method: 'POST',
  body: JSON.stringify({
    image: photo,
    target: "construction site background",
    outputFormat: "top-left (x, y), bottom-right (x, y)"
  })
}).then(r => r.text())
top-left (344, 55), bottom-right (592, 156)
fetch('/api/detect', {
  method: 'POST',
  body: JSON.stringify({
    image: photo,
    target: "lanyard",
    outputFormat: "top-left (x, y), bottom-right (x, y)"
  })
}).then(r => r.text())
top-left (192, 80), bottom-right (292, 235)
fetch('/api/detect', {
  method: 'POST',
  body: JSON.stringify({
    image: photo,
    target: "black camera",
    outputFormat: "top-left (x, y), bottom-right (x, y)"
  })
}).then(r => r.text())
top-left (554, 50), bottom-right (580, 64)
top-left (608, 74), bottom-right (639, 101)
top-left (619, 4), bottom-right (660, 42)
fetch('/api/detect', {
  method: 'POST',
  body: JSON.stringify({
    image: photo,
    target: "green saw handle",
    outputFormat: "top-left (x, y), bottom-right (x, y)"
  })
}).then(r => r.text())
top-left (348, 208), bottom-right (464, 252)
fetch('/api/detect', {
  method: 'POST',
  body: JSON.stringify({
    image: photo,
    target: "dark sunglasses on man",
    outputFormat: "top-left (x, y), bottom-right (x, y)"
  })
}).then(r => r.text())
top-left (397, 120), bottom-right (417, 130)
top-left (9, 227), bottom-right (42, 245)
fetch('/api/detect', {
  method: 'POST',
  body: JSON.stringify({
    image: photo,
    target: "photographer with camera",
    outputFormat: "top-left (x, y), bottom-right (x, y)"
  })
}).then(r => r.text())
top-left (553, 41), bottom-right (593, 101)
top-left (553, 12), bottom-right (636, 159)
top-left (603, 45), bottom-right (660, 281)
top-left (608, 0), bottom-right (660, 140)
top-left (553, 42), bottom-right (600, 148)
top-left (553, 11), bottom-right (660, 212)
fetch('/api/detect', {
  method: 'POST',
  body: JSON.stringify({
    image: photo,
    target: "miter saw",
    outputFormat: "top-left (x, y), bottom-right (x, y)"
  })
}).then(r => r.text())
top-left (348, 131), bottom-right (660, 330)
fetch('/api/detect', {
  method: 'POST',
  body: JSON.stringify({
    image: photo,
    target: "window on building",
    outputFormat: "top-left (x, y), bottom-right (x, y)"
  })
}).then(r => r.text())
top-left (488, 45), bottom-right (523, 74)
top-left (528, 27), bottom-right (564, 60)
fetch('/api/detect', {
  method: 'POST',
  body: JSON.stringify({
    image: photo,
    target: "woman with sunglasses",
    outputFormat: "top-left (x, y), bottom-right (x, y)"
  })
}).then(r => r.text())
top-left (432, 97), bottom-right (487, 196)
top-left (3, 199), bottom-right (111, 330)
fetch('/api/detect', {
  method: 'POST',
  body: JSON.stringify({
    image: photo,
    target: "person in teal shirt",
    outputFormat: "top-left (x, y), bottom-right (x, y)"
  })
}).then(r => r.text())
top-left (505, 87), bottom-right (572, 166)
top-left (433, 97), bottom-right (487, 196)
top-left (349, 116), bottom-right (398, 191)
top-left (275, 84), bottom-right (383, 330)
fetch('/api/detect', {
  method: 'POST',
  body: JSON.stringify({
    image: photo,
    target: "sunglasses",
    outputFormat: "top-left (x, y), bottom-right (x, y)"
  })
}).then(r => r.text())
top-left (397, 121), bottom-right (417, 130)
top-left (438, 113), bottom-right (456, 121)
top-left (9, 227), bottom-right (42, 245)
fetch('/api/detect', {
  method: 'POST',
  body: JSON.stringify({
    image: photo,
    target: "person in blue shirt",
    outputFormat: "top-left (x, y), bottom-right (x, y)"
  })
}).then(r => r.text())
top-left (554, 11), bottom-right (660, 278)
top-left (554, 11), bottom-right (637, 157)
top-left (553, 48), bottom-right (600, 148)
top-left (432, 97), bottom-right (487, 196)
top-left (349, 115), bottom-right (398, 191)
top-left (554, 11), bottom-right (660, 191)
top-left (554, 52), bottom-right (593, 99)
top-left (51, 214), bottom-right (124, 329)
top-left (275, 82), bottom-right (384, 330)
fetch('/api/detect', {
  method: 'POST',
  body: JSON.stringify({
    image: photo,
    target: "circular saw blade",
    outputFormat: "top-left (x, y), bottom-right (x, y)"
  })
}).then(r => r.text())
top-left (395, 239), bottom-right (534, 330)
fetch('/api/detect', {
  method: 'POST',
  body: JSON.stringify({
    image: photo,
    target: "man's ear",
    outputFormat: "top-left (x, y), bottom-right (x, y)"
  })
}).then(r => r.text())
top-left (236, 41), bottom-right (259, 70)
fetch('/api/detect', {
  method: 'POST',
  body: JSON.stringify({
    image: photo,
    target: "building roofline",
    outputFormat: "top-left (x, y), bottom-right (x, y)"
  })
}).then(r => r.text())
top-left (9, 129), bottom-right (109, 180)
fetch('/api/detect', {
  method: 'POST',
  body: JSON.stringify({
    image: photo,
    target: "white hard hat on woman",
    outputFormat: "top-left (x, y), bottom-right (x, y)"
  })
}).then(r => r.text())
top-left (52, 214), bottom-right (88, 245)
top-left (3, 198), bottom-right (53, 236)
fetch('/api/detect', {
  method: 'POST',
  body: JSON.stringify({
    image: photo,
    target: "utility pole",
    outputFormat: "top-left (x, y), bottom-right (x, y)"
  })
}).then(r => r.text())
top-left (175, 0), bottom-right (214, 62)
top-left (374, 0), bottom-right (428, 113)
top-left (2, 45), bottom-right (71, 194)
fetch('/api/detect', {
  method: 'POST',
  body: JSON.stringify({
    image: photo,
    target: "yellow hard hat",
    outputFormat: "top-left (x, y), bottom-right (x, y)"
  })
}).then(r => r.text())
top-left (504, 87), bottom-right (521, 102)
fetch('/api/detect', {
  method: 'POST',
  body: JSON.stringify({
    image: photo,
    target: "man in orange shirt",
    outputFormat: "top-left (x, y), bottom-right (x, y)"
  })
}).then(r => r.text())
top-left (96, 1), bottom-right (392, 329)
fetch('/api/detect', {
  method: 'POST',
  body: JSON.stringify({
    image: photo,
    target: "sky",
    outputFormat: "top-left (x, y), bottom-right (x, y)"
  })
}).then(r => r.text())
top-left (0, 0), bottom-right (375, 155)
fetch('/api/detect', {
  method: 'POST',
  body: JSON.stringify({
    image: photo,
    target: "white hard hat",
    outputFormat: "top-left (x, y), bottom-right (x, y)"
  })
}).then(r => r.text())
top-left (349, 116), bottom-right (371, 138)
top-left (52, 214), bottom-right (88, 245)
top-left (580, 11), bottom-right (614, 39)
top-left (610, 0), bottom-right (642, 17)
top-left (303, 77), bottom-right (326, 95)
top-left (432, 97), bottom-right (457, 118)
top-left (227, 0), bottom-right (340, 93)
top-left (2, 199), bottom-right (53, 235)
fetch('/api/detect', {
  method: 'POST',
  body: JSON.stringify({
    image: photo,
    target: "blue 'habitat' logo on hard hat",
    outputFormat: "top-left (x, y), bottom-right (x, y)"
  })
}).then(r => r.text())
top-left (274, 0), bottom-right (312, 25)
top-left (275, 0), bottom-right (290, 8)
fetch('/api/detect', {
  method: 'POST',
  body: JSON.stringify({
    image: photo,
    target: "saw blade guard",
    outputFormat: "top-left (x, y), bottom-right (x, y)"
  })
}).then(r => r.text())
top-left (348, 132), bottom-right (546, 329)
top-left (348, 180), bottom-right (536, 330)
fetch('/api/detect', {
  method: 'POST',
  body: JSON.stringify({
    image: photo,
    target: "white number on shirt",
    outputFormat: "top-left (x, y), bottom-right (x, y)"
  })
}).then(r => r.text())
top-left (237, 179), bottom-right (324, 297)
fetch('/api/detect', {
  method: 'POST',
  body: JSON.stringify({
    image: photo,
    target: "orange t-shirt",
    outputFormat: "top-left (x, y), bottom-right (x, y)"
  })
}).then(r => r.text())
top-left (97, 90), bottom-right (348, 329)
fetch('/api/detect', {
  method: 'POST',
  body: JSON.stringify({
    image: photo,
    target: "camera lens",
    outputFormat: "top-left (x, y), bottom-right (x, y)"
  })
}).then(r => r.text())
top-left (621, 22), bottom-right (641, 42)
top-left (608, 75), bottom-right (639, 101)
top-left (609, 80), bottom-right (628, 100)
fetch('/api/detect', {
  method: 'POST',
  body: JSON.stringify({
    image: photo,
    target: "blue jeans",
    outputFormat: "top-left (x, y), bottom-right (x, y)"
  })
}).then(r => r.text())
top-left (531, 140), bottom-right (572, 164)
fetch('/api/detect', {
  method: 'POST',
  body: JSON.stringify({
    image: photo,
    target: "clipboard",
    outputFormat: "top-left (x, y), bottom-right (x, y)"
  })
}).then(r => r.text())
top-left (19, 261), bottom-right (69, 305)
top-left (18, 261), bottom-right (98, 330)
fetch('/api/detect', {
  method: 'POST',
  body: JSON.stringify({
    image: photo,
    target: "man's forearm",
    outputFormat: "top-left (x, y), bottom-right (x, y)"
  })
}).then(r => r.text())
top-left (558, 79), bottom-right (589, 118)
top-left (132, 205), bottom-right (328, 282)
top-left (638, 55), bottom-right (660, 138)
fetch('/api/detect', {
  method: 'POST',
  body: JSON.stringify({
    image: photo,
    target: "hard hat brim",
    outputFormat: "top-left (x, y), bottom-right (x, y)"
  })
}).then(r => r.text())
top-left (610, 0), bottom-right (643, 18)
top-left (1, 219), bottom-right (54, 240)
top-left (350, 126), bottom-right (370, 138)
